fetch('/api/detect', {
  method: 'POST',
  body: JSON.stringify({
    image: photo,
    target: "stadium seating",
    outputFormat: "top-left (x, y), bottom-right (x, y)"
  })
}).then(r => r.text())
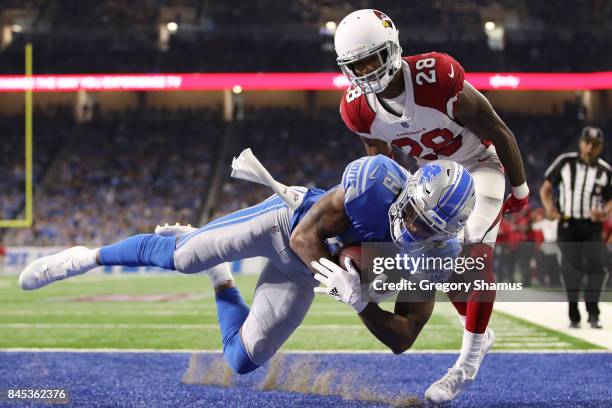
top-left (0, 0), bottom-right (610, 73)
top-left (4, 108), bottom-right (222, 245)
top-left (214, 107), bottom-right (362, 217)
top-left (0, 106), bottom-right (70, 220)
top-left (3, 104), bottom-right (605, 248)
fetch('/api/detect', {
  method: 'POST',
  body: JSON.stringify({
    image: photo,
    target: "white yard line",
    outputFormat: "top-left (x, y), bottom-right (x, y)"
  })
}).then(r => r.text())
top-left (492, 328), bottom-right (542, 333)
top-left (494, 302), bottom-right (612, 350)
top-left (496, 337), bottom-right (561, 341)
top-left (0, 323), bottom-right (380, 330)
top-left (495, 342), bottom-right (572, 348)
top-left (0, 348), bottom-right (609, 354)
top-left (0, 310), bottom-right (356, 317)
top-left (495, 337), bottom-right (562, 342)
top-left (0, 322), bottom-right (456, 330)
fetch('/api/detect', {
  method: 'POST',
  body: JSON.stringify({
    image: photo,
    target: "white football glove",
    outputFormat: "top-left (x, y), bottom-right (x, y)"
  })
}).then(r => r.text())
top-left (154, 223), bottom-right (197, 237)
top-left (311, 257), bottom-right (368, 313)
top-left (364, 273), bottom-right (399, 303)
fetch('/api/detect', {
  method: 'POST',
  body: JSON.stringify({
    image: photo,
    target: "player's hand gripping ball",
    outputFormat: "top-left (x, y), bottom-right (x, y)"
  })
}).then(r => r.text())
top-left (311, 256), bottom-right (367, 313)
top-left (339, 245), bottom-right (399, 303)
top-left (311, 246), bottom-right (399, 312)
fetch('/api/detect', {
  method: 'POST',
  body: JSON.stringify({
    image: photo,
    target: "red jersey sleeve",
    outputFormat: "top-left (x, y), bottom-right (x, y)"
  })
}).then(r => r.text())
top-left (339, 87), bottom-right (376, 136)
top-left (404, 52), bottom-right (465, 119)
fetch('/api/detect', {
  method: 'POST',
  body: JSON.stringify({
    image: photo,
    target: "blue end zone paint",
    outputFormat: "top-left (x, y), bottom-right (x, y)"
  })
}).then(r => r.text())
top-left (1, 352), bottom-right (611, 407)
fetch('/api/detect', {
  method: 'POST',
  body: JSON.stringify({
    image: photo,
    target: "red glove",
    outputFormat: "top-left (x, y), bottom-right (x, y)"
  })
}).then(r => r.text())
top-left (502, 193), bottom-right (529, 214)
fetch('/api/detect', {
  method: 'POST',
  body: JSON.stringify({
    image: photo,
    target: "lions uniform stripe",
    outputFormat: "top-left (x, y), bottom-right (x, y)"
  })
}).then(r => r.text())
top-left (447, 167), bottom-right (473, 217)
top-left (438, 166), bottom-right (472, 217)
top-left (342, 157), bottom-right (368, 202)
top-left (438, 164), bottom-right (462, 206)
top-left (176, 196), bottom-right (286, 249)
top-left (437, 167), bottom-right (459, 208)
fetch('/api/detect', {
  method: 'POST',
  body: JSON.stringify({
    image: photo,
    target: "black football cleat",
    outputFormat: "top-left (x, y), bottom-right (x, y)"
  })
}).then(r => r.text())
top-left (588, 317), bottom-right (603, 329)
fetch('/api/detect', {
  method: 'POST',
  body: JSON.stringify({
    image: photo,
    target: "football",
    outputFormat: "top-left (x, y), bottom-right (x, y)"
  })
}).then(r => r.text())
top-left (338, 245), bottom-right (363, 272)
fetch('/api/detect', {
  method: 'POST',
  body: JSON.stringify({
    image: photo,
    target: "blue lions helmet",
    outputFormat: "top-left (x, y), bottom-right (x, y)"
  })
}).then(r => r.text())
top-left (388, 160), bottom-right (475, 249)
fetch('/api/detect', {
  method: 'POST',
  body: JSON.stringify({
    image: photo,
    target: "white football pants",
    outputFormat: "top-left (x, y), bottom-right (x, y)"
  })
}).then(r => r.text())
top-left (173, 189), bottom-right (317, 365)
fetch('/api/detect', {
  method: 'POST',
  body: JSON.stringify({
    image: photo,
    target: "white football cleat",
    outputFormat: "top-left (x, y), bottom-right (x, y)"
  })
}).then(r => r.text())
top-left (424, 327), bottom-right (495, 404)
top-left (424, 366), bottom-right (473, 405)
top-left (154, 223), bottom-right (197, 237)
top-left (19, 246), bottom-right (97, 290)
top-left (480, 327), bottom-right (496, 361)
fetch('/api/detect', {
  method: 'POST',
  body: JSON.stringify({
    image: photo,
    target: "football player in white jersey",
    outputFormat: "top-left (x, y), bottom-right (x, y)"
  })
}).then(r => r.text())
top-left (334, 9), bottom-right (530, 404)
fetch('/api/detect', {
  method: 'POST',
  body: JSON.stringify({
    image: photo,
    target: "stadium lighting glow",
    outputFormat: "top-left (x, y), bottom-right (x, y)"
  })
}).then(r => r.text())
top-left (1, 72), bottom-right (612, 92)
top-left (484, 21), bottom-right (496, 31)
top-left (166, 22), bottom-right (178, 32)
top-left (10, 24), bottom-right (23, 33)
top-left (232, 85), bottom-right (243, 94)
top-left (325, 21), bottom-right (337, 31)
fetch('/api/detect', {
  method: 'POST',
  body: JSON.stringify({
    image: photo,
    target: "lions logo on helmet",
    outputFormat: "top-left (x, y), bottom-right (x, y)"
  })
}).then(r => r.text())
top-left (389, 160), bottom-right (475, 249)
top-left (419, 163), bottom-right (444, 184)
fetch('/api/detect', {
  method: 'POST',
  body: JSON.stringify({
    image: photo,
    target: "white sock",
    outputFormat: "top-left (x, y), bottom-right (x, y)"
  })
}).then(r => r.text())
top-left (206, 263), bottom-right (234, 288)
top-left (76, 248), bottom-right (99, 273)
top-left (458, 314), bottom-right (467, 327)
top-left (455, 329), bottom-right (485, 376)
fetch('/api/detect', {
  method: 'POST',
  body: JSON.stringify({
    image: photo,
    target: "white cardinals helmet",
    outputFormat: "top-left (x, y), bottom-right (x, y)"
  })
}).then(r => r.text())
top-left (334, 9), bottom-right (402, 94)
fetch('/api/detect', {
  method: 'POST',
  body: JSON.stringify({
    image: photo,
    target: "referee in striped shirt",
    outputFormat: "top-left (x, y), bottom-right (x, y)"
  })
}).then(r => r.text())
top-left (540, 126), bottom-right (612, 329)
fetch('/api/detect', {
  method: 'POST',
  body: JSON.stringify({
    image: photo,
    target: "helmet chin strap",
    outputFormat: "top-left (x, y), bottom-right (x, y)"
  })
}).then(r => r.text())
top-left (341, 41), bottom-right (400, 94)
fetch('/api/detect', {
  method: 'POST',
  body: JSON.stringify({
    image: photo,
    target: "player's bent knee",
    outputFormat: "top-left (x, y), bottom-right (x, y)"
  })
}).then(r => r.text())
top-left (173, 247), bottom-right (207, 274)
top-left (227, 356), bottom-right (259, 375)
top-left (223, 332), bottom-right (260, 375)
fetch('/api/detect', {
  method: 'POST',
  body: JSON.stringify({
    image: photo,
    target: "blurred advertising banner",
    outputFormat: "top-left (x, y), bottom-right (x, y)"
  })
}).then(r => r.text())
top-left (1, 72), bottom-right (612, 92)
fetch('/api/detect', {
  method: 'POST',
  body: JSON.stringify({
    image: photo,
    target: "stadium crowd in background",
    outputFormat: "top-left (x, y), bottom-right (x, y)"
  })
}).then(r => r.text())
top-left (1, 103), bottom-right (610, 289)
top-left (4, 107), bottom-right (220, 246)
top-left (0, 1), bottom-right (611, 74)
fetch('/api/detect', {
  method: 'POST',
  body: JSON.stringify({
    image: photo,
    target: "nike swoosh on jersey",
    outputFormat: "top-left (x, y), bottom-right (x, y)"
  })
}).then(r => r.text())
top-left (369, 165), bottom-right (381, 179)
top-left (449, 64), bottom-right (455, 78)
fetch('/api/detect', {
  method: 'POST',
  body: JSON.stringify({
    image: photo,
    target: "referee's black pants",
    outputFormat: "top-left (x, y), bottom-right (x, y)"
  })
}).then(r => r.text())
top-left (557, 219), bottom-right (606, 323)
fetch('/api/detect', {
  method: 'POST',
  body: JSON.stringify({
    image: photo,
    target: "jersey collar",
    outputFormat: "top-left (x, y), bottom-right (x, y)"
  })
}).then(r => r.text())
top-left (367, 59), bottom-right (415, 120)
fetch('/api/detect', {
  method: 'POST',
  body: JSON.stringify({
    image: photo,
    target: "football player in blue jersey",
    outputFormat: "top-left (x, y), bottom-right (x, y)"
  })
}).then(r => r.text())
top-left (19, 150), bottom-right (475, 377)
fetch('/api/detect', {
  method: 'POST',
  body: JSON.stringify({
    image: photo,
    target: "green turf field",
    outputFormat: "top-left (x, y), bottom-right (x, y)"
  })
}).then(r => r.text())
top-left (0, 274), bottom-right (600, 350)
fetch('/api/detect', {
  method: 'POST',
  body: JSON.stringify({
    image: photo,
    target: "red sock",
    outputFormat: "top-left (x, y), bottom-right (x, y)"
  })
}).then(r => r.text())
top-left (450, 300), bottom-right (467, 316)
top-left (446, 273), bottom-right (467, 317)
top-left (464, 243), bottom-right (495, 334)
top-left (465, 300), bottom-right (494, 333)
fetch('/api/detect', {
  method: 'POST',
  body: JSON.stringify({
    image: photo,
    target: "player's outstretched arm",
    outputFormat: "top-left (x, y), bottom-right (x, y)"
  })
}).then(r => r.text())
top-left (358, 300), bottom-right (434, 354)
top-left (290, 188), bottom-right (350, 274)
top-left (454, 81), bottom-right (529, 212)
